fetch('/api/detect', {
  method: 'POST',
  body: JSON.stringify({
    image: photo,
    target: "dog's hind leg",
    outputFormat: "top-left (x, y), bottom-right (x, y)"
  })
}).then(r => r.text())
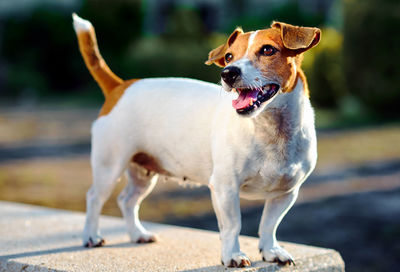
top-left (82, 146), bottom-right (127, 247)
top-left (117, 163), bottom-right (158, 243)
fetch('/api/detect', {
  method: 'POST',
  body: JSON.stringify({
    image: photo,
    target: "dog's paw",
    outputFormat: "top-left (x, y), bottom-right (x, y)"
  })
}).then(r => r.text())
top-left (135, 234), bottom-right (157, 244)
top-left (260, 246), bottom-right (294, 265)
top-left (83, 236), bottom-right (105, 248)
top-left (130, 231), bottom-right (158, 244)
top-left (222, 252), bottom-right (251, 268)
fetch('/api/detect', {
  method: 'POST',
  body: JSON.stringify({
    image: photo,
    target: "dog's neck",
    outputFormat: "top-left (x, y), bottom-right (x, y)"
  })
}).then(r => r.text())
top-left (254, 73), bottom-right (309, 140)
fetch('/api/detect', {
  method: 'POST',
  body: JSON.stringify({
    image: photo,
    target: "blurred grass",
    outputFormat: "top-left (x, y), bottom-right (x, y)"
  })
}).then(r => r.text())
top-left (1, 105), bottom-right (397, 145)
top-left (0, 106), bottom-right (98, 145)
top-left (0, 156), bottom-right (215, 222)
top-left (316, 125), bottom-right (400, 170)
top-left (0, 157), bottom-right (91, 211)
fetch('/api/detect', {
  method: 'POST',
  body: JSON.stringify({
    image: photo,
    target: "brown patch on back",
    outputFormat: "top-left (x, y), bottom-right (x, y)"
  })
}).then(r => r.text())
top-left (98, 79), bottom-right (140, 117)
top-left (131, 152), bottom-right (170, 176)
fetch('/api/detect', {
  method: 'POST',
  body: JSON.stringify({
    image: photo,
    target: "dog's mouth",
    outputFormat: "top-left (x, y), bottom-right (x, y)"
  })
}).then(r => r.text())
top-left (232, 83), bottom-right (280, 114)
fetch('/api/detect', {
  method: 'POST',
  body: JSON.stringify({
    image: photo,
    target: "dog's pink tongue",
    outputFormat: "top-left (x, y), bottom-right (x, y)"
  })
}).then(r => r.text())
top-left (232, 89), bottom-right (259, 109)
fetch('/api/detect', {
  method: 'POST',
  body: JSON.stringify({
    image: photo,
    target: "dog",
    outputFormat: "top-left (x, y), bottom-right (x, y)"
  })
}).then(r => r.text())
top-left (72, 13), bottom-right (320, 268)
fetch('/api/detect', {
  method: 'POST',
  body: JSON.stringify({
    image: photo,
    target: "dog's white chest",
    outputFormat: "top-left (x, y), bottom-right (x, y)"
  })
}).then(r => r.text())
top-left (236, 92), bottom-right (317, 199)
top-left (238, 131), bottom-right (316, 200)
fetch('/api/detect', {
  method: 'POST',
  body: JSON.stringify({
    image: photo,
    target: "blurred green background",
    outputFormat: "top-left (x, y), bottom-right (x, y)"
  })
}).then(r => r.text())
top-left (1, 0), bottom-right (399, 124)
top-left (1, 1), bottom-right (400, 272)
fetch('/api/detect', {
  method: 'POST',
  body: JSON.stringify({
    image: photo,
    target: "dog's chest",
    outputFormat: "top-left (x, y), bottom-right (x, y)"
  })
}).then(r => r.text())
top-left (239, 111), bottom-right (316, 199)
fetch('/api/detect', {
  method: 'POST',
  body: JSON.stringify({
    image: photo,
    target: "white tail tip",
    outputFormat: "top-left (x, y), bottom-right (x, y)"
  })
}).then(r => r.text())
top-left (72, 13), bottom-right (92, 33)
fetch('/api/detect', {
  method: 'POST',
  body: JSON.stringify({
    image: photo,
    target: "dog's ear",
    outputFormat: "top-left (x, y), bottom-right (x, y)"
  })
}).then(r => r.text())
top-left (205, 27), bottom-right (243, 67)
top-left (271, 21), bottom-right (321, 53)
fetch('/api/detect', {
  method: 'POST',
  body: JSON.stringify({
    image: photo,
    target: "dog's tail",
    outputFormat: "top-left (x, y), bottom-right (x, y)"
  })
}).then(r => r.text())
top-left (72, 13), bottom-right (123, 96)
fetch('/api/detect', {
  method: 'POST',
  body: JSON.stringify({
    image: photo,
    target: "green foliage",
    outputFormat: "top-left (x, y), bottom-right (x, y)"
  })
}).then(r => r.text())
top-left (302, 28), bottom-right (347, 108)
top-left (1, 0), bottom-right (398, 122)
top-left (123, 7), bottom-right (221, 83)
top-left (2, 8), bottom-right (80, 96)
top-left (79, 0), bottom-right (142, 79)
top-left (343, 0), bottom-right (400, 117)
top-left (0, 0), bottom-right (142, 99)
top-left (228, 0), bottom-right (325, 32)
top-left (124, 36), bottom-right (220, 83)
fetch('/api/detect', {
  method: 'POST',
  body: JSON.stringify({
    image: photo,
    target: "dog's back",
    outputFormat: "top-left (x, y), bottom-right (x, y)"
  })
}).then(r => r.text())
top-left (91, 77), bottom-right (235, 184)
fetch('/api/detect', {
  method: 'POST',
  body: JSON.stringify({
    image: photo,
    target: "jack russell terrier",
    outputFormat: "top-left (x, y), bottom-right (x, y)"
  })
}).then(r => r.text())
top-left (72, 13), bottom-right (320, 268)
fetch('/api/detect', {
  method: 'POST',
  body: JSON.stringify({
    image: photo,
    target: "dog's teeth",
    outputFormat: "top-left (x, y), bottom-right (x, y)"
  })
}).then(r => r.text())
top-left (249, 99), bottom-right (253, 106)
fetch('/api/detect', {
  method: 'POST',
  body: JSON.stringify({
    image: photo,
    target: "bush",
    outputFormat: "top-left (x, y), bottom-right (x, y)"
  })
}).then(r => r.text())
top-left (302, 27), bottom-right (347, 108)
top-left (343, 0), bottom-right (400, 117)
top-left (0, 0), bottom-right (142, 98)
top-left (1, 9), bottom-right (78, 96)
top-left (123, 7), bottom-right (221, 83)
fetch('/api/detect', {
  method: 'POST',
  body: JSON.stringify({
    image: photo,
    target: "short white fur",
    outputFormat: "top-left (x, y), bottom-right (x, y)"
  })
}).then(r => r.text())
top-left (84, 77), bottom-right (316, 266)
top-left (76, 16), bottom-right (318, 268)
top-left (245, 30), bottom-right (259, 56)
top-left (72, 13), bottom-right (92, 33)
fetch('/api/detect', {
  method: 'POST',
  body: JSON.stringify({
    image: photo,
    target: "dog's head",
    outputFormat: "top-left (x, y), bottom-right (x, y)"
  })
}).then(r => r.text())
top-left (206, 22), bottom-right (321, 117)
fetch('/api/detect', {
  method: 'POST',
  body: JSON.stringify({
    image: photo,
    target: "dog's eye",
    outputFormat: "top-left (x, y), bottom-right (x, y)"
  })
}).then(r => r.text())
top-left (260, 45), bottom-right (277, 56)
top-left (225, 53), bottom-right (233, 63)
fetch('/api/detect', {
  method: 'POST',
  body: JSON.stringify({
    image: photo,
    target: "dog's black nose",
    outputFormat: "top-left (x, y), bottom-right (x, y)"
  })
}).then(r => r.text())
top-left (221, 66), bottom-right (241, 87)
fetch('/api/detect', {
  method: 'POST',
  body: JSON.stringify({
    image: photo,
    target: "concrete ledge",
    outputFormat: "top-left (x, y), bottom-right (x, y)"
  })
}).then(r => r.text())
top-left (0, 201), bottom-right (344, 271)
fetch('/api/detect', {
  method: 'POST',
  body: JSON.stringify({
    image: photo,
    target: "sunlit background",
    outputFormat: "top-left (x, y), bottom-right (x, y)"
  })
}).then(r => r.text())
top-left (1, 0), bottom-right (399, 271)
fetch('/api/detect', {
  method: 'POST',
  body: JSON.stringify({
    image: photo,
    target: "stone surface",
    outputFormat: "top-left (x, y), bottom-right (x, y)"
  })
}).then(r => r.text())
top-left (0, 201), bottom-right (344, 271)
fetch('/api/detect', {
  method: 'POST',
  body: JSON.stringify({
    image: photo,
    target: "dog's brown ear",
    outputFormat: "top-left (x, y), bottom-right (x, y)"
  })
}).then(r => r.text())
top-left (271, 21), bottom-right (321, 53)
top-left (205, 27), bottom-right (243, 67)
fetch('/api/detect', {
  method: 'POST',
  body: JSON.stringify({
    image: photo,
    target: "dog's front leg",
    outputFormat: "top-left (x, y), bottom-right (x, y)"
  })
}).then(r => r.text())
top-left (258, 190), bottom-right (298, 265)
top-left (210, 174), bottom-right (251, 268)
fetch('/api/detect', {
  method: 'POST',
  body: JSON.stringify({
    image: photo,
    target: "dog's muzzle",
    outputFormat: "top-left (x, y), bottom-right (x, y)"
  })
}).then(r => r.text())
top-left (221, 66), bottom-right (241, 87)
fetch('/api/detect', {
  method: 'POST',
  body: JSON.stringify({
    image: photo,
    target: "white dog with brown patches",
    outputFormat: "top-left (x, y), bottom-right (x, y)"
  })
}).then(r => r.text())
top-left (72, 13), bottom-right (320, 268)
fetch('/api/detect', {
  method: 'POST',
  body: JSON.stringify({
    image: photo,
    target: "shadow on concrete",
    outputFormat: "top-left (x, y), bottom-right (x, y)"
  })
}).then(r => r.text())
top-left (180, 261), bottom-right (284, 272)
top-left (0, 241), bottom-right (153, 261)
top-left (0, 245), bottom-right (90, 260)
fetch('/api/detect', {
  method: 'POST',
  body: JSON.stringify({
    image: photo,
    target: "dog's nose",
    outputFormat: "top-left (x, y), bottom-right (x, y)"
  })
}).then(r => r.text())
top-left (221, 66), bottom-right (241, 87)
